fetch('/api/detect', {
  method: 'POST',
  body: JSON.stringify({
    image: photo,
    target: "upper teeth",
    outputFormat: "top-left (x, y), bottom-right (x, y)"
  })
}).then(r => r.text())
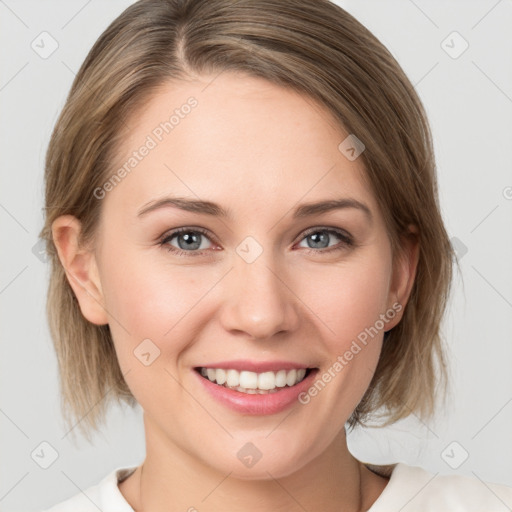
top-left (200, 367), bottom-right (307, 390)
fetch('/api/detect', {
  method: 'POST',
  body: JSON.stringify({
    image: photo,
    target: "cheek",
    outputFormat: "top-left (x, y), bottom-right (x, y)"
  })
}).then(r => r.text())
top-left (303, 251), bottom-right (392, 350)
top-left (98, 250), bottom-right (209, 365)
top-left (293, 253), bottom-right (392, 425)
top-left (98, 253), bottom-right (216, 409)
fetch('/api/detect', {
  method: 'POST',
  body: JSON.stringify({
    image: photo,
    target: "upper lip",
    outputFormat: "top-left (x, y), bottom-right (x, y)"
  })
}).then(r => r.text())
top-left (195, 360), bottom-right (314, 373)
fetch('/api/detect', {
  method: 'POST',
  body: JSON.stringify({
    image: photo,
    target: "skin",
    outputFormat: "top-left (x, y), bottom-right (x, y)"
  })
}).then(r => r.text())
top-left (52, 71), bottom-right (419, 511)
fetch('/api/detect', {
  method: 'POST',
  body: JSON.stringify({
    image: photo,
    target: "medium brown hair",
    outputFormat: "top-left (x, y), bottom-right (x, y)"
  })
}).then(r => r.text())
top-left (40, 0), bottom-right (458, 441)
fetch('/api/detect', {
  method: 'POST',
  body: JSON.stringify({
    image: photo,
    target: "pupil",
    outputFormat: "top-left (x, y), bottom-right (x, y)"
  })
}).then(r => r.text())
top-left (179, 232), bottom-right (201, 250)
top-left (309, 232), bottom-right (328, 248)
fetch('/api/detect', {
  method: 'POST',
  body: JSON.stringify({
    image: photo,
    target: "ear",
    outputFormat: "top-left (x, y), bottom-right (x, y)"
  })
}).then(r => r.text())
top-left (385, 224), bottom-right (420, 330)
top-left (51, 215), bottom-right (108, 326)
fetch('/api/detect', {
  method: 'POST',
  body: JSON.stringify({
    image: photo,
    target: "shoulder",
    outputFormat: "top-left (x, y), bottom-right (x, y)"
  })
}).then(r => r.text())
top-left (367, 462), bottom-right (512, 512)
top-left (41, 466), bottom-right (137, 512)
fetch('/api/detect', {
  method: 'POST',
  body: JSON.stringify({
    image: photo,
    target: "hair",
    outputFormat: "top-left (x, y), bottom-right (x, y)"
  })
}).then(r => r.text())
top-left (39, 0), bottom-right (458, 442)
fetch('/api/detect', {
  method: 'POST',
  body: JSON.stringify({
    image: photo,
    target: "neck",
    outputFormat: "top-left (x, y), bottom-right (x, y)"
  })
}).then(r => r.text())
top-left (121, 414), bottom-right (384, 512)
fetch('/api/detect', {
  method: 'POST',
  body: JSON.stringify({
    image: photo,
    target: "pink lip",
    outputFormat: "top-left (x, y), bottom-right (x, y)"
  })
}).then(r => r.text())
top-left (193, 367), bottom-right (319, 415)
top-left (196, 359), bottom-right (311, 372)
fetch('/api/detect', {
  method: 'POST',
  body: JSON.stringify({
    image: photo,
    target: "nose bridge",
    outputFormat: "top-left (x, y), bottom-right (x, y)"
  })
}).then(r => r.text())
top-left (219, 237), bottom-right (298, 339)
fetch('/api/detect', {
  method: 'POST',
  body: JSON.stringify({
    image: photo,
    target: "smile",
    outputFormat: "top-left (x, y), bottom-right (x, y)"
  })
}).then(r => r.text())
top-left (196, 367), bottom-right (311, 394)
top-left (193, 360), bottom-right (319, 414)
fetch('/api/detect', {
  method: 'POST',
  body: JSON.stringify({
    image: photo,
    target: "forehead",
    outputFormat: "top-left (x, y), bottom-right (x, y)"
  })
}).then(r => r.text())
top-left (107, 71), bottom-right (377, 219)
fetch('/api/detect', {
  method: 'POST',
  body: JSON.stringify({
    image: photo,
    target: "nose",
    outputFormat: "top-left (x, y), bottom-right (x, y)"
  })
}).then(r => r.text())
top-left (218, 250), bottom-right (300, 340)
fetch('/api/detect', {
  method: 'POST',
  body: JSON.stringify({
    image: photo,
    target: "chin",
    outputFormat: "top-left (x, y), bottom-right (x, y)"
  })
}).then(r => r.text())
top-left (202, 435), bottom-right (318, 481)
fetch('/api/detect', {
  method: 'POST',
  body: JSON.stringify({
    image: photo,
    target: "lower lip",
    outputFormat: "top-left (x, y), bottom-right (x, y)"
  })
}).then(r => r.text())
top-left (194, 368), bottom-right (318, 415)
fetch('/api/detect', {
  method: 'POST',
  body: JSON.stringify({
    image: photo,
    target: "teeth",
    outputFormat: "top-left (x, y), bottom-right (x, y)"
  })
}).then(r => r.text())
top-left (199, 367), bottom-right (308, 391)
top-left (215, 368), bottom-right (227, 385)
top-left (275, 369), bottom-right (287, 387)
top-left (286, 369), bottom-right (297, 387)
top-left (240, 370), bottom-right (258, 389)
top-left (226, 369), bottom-right (240, 387)
top-left (258, 371), bottom-right (276, 390)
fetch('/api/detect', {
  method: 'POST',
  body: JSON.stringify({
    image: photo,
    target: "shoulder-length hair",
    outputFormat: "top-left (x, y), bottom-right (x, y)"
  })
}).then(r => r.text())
top-left (40, 0), bottom-right (457, 441)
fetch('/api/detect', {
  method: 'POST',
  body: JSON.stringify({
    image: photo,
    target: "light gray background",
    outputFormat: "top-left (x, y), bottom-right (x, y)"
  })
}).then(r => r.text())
top-left (1, 0), bottom-right (511, 510)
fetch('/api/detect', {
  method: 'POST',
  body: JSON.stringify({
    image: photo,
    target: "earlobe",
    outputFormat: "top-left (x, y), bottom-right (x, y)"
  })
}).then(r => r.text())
top-left (51, 215), bottom-right (109, 326)
top-left (386, 225), bottom-right (420, 330)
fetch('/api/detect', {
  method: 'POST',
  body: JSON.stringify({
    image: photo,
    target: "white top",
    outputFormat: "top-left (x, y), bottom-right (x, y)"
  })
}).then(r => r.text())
top-left (42, 462), bottom-right (512, 511)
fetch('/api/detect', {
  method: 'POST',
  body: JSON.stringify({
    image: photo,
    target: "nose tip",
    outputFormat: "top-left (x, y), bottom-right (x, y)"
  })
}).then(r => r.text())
top-left (219, 258), bottom-right (299, 340)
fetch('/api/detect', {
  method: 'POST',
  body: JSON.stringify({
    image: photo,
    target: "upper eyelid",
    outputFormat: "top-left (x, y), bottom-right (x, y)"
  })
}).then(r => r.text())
top-left (300, 226), bottom-right (351, 238)
top-left (160, 226), bottom-right (215, 243)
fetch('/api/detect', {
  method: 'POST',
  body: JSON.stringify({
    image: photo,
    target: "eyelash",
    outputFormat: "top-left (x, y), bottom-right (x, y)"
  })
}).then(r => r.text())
top-left (158, 226), bottom-right (354, 257)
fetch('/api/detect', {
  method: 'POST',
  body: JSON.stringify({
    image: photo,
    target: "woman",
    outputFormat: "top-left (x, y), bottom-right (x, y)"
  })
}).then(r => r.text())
top-left (40, 0), bottom-right (512, 510)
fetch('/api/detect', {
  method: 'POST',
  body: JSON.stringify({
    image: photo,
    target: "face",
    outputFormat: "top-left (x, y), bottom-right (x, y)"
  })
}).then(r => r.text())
top-left (59, 71), bottom-right (415, 479)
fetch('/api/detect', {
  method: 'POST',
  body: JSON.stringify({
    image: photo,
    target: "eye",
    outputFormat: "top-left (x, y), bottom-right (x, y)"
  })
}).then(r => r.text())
top-left (159, 227), bottom-right (215, 257)
top-left (159, 226), bottom-right (354, 257)
top-left (296, 227), bottom-right (354, 254)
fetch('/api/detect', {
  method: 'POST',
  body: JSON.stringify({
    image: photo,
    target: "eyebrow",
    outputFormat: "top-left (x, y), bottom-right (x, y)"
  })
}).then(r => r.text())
top-left (137, 196), bottom-right (373, 223)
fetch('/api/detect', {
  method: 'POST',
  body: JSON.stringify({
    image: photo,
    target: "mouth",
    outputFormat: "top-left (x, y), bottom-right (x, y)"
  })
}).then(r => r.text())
top-left (194, 366), bottom-right (316, 395)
